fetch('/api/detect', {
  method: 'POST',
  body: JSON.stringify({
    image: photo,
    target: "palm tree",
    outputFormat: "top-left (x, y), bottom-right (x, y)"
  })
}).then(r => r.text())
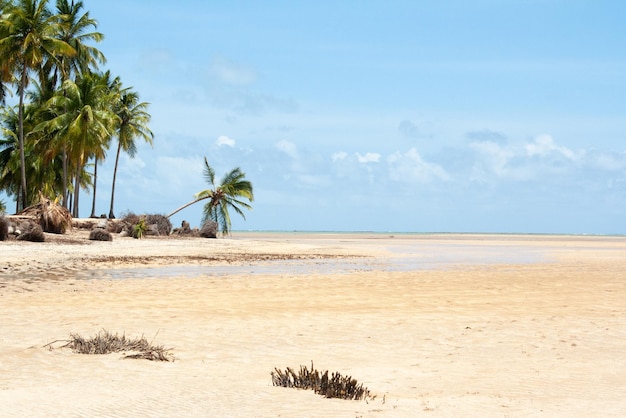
top-left (0, 100), bottom-right (55, 210)
top-left (167, 158), bottom-right (254, 235)
top-left (0, 0), bottom-right (13, 105)
top-left (0, 0), bottom-right (75, 209)
top-left (108, 85), bottom-right (153, 218)
top-left (37, 72), bottom-right (116, 217)
top-left (53, 0), bottom-right (105, 207)
top-left (87, 70), bottom-right (118, 218)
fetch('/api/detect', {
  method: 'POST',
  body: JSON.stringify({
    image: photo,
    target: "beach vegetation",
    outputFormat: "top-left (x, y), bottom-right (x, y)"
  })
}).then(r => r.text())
top-left (18, 190), bottom-right (71, 233)
top-left (271, 362), bottom-right (371, 401)
top-left (132, 216), bottom-right (146, 239)
top-left (0, 0), bottom-right (153, 219)
top-left (0, 213), bottom-right (8, 240)
top-left (108, 86), bottom-right (153, 219)
top-left (119, 211), bottom-right (171, 237)
top-left (46, 329), bottom-right (174, 361)
top-left (88, 227), bottom-right (111, 241)
top-left (0, 0), bottom-right (76, 210)
top-left (167, 157), bottom-right (254, 235)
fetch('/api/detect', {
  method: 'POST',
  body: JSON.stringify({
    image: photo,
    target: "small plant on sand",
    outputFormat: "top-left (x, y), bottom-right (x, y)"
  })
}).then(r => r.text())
top-left (46, 330), bottom-right (174, 361)
top-left (271, 362), bottom-right (371, 401)
top-left (133, 218), bottom-right (147, 239)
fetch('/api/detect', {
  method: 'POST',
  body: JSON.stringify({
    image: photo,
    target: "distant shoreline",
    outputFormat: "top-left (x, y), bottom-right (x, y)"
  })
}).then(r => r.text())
top-left (231, 230), bottom-right (626, 239)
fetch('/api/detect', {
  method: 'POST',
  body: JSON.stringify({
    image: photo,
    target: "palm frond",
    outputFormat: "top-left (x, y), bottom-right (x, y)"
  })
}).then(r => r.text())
top-left (203, 157), bottom-right (215, 187)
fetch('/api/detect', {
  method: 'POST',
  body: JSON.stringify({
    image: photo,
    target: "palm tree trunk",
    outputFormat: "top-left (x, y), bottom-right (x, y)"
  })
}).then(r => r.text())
top-left (108, 142), bottom-right (122, 219)
top-left (73, 166), bottom-right (80, 218)
top-left (166, 196), bottom-right (209, 219)
top-left (18, 65), bottom-right (28, 210)
top-left (90, 156), bottom-right (98, 218)
top-left (62, 146), bottom-right (68, 207)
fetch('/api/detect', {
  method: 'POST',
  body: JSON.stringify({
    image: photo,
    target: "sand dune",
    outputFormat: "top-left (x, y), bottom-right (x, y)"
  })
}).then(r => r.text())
top-left (1, 233), bottom-right (625, 416)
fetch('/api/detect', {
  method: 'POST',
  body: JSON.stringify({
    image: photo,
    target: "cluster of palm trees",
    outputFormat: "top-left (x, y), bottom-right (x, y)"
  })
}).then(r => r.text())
top-left (0, 0), bottom-right (153, 218)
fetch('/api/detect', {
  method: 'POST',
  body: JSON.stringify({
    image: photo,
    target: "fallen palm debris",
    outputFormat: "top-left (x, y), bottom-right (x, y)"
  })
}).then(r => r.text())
top-left (45, 330), bottom-right (174, 362)
top-left (271, 362), bottom-right (370, 400)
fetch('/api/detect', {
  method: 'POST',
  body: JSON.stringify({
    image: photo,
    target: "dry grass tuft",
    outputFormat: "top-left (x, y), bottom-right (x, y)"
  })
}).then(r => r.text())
top-left (18, 192), bottom-right (72, 234)
top-left (47, 330), bottom-right (174, 362)
top-left (271, 362), bottom-right (370, 400)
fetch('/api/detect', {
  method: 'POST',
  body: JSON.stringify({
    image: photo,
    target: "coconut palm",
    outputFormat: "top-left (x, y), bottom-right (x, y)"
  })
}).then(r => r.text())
top-left (37, 72), bottom-right (117, 217)
top-left (0, 101), bottom-right (56, 209)
top-left (87, 70), bottom-right (118, 218)
top-left (0, 107), bottom-right (20, 209)
top-left (0, 0), bottom-right (75, 209)
top-left (167, 158), bottom-right (254, 235)
top-left (108, 85), bottom-right (153, 218)
top-left (0, 0), bottom-right (13, 105)
top-left (51, 0), bottom-right (105, 207)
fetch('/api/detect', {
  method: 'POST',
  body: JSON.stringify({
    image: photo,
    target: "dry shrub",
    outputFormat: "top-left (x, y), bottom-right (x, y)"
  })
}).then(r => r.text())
top-left (18, 192), bottom-right (72, 234)
top-left (17, 223), bottom-right (45, 242)
top-left (145, 214), bottom-right (172, 236)
top-left (120, 212), bottom-right (141, 228)
top-left (52, 330), bottom-right (173, 361)
top-left (0, 215), bottom-right (8, 241)
top-left (200, 220), bottom-right (218, 238)
top-left (89, 228), bottom-right (112, 241)
top-left (271, 362), bottom-right (370, 400)
top-left (120, 212), bottom-right (171, 237)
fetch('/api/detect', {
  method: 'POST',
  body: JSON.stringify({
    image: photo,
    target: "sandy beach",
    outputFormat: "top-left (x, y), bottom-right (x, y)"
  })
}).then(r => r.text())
top-left (1, 232), bottom-right (625, 417)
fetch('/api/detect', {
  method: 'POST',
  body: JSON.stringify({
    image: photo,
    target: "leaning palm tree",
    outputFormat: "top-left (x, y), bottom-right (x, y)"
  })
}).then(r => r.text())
top-left (0, 0), bottom-right (75, 209)
top-left (167, 158), bottom-right (254, 235)
top-left (108, 85), bottom-right (153, 218)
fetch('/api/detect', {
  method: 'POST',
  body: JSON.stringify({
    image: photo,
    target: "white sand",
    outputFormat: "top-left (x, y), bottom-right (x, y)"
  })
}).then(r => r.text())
top-left (1, 233), bottom-right (625, 416)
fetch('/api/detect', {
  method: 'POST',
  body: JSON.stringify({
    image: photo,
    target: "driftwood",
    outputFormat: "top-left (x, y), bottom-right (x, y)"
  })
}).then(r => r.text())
top-left (271, 362), bottom-right (370, 400)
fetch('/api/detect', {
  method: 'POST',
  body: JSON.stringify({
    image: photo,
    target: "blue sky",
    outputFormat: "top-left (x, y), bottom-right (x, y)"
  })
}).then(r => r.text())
top-left (5, 0), bottom-right (626, 233)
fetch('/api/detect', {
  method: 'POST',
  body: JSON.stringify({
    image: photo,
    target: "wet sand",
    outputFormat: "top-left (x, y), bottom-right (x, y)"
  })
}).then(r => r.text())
top-left (1, 232), bottom-right (625, 416)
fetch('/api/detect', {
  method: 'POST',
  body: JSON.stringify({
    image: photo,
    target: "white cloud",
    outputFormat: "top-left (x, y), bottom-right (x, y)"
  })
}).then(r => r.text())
top-left (211, 56), bottom-right (256, 85)
top-left (526, 134), bottom-right (579, 161)
top-left (275, 140), bottom-right (298, 159)
top-left (216, 135), bottom-right (236, 147)
top-left (587, 151), bottom-right (626, 171)
top-left (356, 152), bottom-right (381, 163)
top-left (470, 140), bottom-right (517, 179)
top-left (331, 151), bottom-right (348, 161)
top-left (387, 148), bottom-right (450, 183)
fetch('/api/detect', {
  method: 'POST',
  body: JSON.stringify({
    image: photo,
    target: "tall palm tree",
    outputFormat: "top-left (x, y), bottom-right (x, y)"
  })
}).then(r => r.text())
top-left (87, 70), bottom-right (118, 218)
top-left (0, 0), bottom-right (13, 105)
top-left (0, 0), bottom-right (75, 209)
top-left (108, 86), bottom-right (153, 218)
top-left (167, 158), bottom-right (254, 235)
top-left (0, 100), bottom-right (54, 210)
top-left (37, 72), bottom-right (116, 217)
top-left (53, 0), bottom-right (104, 208)
top-left (0, 106), bottom-right (21, 209)
top-left (53, 0), bottom-right (104, 79)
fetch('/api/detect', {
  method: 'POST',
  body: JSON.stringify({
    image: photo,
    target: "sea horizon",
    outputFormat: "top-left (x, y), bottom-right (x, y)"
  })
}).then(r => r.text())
top-left (232, 229), bottom-right (626, 238)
